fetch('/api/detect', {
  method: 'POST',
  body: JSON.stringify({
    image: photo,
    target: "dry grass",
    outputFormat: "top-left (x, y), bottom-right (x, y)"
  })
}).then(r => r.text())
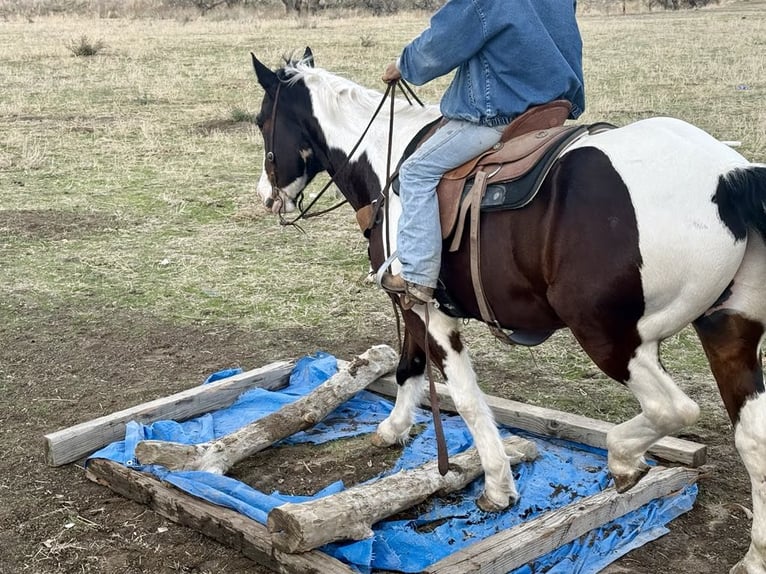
top-left (0, 3), bottom-right (764, 425)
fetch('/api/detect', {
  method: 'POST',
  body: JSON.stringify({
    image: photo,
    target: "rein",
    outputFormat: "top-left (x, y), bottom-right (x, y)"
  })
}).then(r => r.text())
top-left (375, 83), bottom-right (450, 477)
top-left (272, 81), bottom-right (401, 229)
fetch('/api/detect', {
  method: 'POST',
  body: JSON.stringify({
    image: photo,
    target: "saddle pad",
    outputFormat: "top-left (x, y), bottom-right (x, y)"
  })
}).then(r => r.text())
top-left (476, 127), bottom-right (587, 211)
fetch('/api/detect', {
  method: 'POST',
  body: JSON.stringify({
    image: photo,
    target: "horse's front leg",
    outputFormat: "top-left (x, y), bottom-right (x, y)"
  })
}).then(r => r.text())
top-left (372, 331), bottom-right (427, 447)
top-left (426, 309), bottom-right (519, 511)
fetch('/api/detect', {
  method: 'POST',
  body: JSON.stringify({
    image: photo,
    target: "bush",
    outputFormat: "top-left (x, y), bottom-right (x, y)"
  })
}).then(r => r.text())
top-left (66, 35), bottom-right (106, 56)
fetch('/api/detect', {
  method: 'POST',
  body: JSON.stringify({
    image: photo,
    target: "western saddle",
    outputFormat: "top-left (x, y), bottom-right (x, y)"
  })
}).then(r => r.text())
top-left (373, 100), bottom-right (613, 346)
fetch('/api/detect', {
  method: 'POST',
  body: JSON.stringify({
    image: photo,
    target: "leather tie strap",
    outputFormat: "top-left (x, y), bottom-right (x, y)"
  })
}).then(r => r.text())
top-left (424, 304), bottom-right (450, 476)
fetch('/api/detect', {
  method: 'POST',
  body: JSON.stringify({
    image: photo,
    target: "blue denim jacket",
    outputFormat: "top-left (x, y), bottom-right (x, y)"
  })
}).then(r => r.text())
top-left (398, 0), bottom-right (585, 126)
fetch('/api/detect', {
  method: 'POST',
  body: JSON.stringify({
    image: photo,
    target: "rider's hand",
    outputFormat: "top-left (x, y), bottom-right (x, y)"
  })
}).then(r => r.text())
top-left (382, 61), bottom-right (401, 83)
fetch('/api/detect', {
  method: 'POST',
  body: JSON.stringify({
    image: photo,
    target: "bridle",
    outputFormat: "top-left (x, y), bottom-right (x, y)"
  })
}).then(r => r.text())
top-left (263, 76), bottom-right (423, 229)
top-left (262, 73), bottom-right (450, 476)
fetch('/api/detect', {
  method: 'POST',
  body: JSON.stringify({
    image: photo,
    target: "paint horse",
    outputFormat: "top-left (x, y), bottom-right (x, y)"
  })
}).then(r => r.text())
top-left (251, 50), bottom-right (766, 574)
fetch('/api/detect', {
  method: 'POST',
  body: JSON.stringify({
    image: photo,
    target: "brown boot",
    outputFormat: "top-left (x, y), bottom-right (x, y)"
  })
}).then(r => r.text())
top-left (380, 273), bottom-right (434, 308)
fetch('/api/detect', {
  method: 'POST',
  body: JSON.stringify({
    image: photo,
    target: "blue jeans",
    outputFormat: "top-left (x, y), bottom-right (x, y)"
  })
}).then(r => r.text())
top-left (397, 119), bottom-right (505, 289)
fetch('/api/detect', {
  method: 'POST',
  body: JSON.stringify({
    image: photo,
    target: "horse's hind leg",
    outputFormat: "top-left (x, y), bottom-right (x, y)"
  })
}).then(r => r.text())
top-left (372, 330), bottom-right (427, 447)
top-left (604, 340), bottom-right (701, 492)
top-left (696, 310), bottom-right (766, 574)
top-left (694, 239), bottom-right (766, 574)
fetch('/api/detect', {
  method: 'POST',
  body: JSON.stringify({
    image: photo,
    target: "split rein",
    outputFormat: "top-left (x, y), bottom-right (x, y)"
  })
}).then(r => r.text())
top-left (271, 78), bottom-right (424, 229)
top-left (266, 77), bottom-right (450, 476)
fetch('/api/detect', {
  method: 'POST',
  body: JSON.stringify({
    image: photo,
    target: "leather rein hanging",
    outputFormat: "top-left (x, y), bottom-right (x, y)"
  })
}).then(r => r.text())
top-left (265, 76), bottom-right (450, 475)
top-left (377, 83), bottom-right (451, 477)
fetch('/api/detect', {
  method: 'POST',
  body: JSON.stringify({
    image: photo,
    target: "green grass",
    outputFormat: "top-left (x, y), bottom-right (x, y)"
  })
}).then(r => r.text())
top-left (0, 5), bottom-right (764, 422)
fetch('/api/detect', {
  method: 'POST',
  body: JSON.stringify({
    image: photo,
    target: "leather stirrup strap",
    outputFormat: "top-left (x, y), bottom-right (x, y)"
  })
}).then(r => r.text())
top-left (468, 172), bottom-right (518, 345)
top-left (424, 304), bottom-right (449, 476)
top-left (449, 188), bottom-right (472, 253)
top-left (469, 171), bottom-right (495, 323)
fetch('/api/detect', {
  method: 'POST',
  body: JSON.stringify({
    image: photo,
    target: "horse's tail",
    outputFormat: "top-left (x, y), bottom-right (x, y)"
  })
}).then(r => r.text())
top-left (715, 164), bottom-right (766, 242)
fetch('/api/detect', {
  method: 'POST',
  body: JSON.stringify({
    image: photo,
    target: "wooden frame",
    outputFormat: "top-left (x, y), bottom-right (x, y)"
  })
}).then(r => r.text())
top-left (44, 360), bottom-right (294, 466)
top-left (55, 361), bottom-right (704, 574)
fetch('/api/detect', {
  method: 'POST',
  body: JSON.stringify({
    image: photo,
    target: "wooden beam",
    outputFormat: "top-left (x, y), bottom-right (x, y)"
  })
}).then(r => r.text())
top-left (425, 466), bottom-right (699, 574)
top-left (85, 459), bottom-right (357, 574)
top-left (268, 436), bottom-right (538, 553)
top-left (44, 360), bottom-right (294, 466)
top-left (368, 376), bottom-right (706, 467)
top-left (134, 346), bottom-right (398, 474)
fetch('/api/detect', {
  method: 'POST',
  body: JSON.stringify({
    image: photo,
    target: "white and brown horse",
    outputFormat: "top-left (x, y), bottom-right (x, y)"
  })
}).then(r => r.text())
top-left (251, 49), bottom-right (766, 573)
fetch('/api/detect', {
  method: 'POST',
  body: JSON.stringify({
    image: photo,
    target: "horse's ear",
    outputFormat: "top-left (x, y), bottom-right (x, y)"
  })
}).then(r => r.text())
top-left (251, 52), bottom-right (279, 97)
top-left (303, 46), bottom-right (314, 67)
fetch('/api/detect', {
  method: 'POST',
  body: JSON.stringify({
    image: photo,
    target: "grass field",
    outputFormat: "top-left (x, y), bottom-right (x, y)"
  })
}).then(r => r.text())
top-left (1, 3), bottom-right (765, 573)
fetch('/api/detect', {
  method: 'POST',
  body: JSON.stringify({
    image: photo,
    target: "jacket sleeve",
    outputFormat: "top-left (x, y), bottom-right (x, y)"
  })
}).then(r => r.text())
top-left (398, 0), bottom-right (499, 86)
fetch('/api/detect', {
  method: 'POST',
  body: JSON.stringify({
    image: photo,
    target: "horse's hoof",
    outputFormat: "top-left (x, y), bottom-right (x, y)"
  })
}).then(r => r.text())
top-left (370, 431), bottom-right (394, 448)
top-left (477, 490), bottom-right (517, 512)
top-left (612, 464), bottom-right (650, 493)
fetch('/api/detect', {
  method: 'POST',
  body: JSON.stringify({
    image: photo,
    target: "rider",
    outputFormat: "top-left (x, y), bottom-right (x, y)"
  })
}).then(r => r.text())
top-left (380, 0), bottom-right (585, 308)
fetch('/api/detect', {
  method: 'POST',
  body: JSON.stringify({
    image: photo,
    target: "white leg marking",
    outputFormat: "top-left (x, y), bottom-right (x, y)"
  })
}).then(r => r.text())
top-left (374, 373), bottom-right (427, 446)
top-left (733, 393), bottom-right (766, 574)
top-left (607, 341), bottom-right (700, 489)
top-left (422, 307), bottom-right (518, 509)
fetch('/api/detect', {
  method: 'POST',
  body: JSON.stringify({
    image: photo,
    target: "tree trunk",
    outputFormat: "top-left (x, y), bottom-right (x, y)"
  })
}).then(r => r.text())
top-left (267, 435), bottom-right (538, 553)
top-left (135, 345), bottom-right (398, 474)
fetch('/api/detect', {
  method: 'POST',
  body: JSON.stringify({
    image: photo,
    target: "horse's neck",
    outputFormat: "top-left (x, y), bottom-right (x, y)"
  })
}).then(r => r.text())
top-left (310, 82), bottom-right (440, 206)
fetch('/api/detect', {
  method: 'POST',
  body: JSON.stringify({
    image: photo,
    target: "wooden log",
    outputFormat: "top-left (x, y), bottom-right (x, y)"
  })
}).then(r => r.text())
top-left (267, 435), bottom-right (538, 553)
top-left (85, 459), bottom-right (357, 574)
top-left (44, 360), bottom-right (294, 466)
top-left (368, 375), bottom-right (706, 467)
top-left (135, 345), bottom-right (399, 474)
top-left (425, 466), bottom-right (700, 573)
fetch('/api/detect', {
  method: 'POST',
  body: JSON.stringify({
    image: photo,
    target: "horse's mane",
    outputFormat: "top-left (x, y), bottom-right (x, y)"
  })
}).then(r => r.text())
top-left (282, 58), bottom-right (437, 126)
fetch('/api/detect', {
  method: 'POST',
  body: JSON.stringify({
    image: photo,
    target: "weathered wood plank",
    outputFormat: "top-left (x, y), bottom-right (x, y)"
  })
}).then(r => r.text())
top-left (85, 459), bottom-right (357, 574)
top-left (425, 466), bottom-right (699, 574)
top-left (45, 360), bottom-right (294, 466)
top-left (268, 436), bottom-right (538, 553)
top-left (135, 346), bottom-right (398, 474)
top-left (368, 376), bottom-right (706, 467)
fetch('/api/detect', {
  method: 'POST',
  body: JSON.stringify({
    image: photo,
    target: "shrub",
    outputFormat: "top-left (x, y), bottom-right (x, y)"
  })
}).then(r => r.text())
top-left (66, 35), bottom-right (106, 57)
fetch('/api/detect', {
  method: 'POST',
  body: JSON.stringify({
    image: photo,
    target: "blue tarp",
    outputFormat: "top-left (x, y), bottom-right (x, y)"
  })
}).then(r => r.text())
top-left (89, 352), bottom-right (697, 573)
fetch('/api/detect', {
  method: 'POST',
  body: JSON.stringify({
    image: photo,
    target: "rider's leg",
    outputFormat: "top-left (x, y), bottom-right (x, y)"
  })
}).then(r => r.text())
top-left (387, 120), bottom-right (504, 299)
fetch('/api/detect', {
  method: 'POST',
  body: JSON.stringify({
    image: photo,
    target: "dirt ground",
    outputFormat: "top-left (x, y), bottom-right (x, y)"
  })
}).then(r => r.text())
top-left (0, 218), bottom-right (755, 574)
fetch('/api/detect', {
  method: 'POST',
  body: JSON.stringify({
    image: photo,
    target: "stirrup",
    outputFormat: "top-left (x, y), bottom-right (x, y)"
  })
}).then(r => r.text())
top-left (375, 252), bottom-right (436, 309)
top-left (375, 251), bottom-right (400, 290)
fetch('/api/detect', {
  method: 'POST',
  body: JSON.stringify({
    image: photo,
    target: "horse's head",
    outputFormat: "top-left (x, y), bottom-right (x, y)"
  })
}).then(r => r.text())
top-left (251, 47), bottom-right (325, 214)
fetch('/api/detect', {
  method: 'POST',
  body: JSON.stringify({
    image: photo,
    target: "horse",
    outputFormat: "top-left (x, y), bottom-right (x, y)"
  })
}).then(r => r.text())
top-left (250, 49), bottom-right (766, 574)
